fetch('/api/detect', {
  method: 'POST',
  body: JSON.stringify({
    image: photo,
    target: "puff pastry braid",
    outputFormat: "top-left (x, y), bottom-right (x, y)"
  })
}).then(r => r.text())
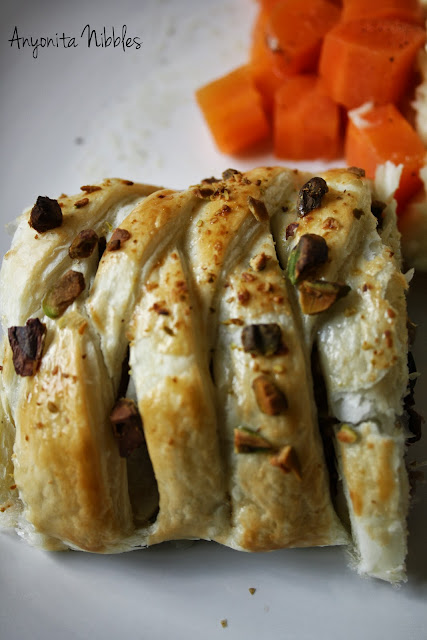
top-left (0, 169), bottom-right (413, 582)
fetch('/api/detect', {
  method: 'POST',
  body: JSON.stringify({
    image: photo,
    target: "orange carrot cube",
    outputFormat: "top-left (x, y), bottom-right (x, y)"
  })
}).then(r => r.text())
top-left (196, 66), bottom-right (270, 155)
top-left (319, 18), bottom-right (426, 109)
top-left (274, 75), bottom-right (343, 160)
top-left (250, 10), bottom-right (290, 114)
top-left (267, 0), bottom-right (342, 75)
top-left (345, 103), bottom-right (426, 207)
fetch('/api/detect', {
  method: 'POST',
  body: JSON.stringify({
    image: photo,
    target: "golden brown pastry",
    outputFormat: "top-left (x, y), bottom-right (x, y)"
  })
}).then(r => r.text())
top-left (0, 168), bottom-right (413, 582)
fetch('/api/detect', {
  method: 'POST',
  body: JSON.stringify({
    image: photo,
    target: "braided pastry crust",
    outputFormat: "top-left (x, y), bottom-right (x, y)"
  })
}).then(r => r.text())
top-left (0, 168), bottom-right (410, 582)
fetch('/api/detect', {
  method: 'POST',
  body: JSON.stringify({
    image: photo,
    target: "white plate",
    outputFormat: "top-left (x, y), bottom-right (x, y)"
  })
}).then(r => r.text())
top-left (1, 2), bottom-right (426, 638)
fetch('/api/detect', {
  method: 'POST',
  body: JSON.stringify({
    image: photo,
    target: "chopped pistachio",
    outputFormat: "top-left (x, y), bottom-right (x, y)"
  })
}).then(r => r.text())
top-left (297, 177), bottom-right (328, 217)
top-left (252, 375), bottom-right (288, 415)
top-left (222, 168), bottom-right (241, 180)
top-left (42, 270), bottom-right (85, 319)
top-left (337, 424), bottom-right (358, 444)
top-left (69, 229), bottom-right (99, 259)
top-left (29, 196), bottom-right (63, 233)
top-left (287, 234), bottom-right (328, 285)
top-left (74, 197), bottom-right (89, 209)
top-left (241, 271), bottom-right (256, 283)
top-left (8, 318), bottom-right (47, 377)
top-left (298, 280), bottom-right (350, 315)
top-left (241, 323), bottom-right (283, 356)
top-left (347, 166), bottom-right (365, 177)
top-left (249, 252), bottom-right (269, 271)
top-left (107, 228), bottom-right (131, 251)
top-left (80, 185), bottom-right (101, 193)
top-left (270, 445), bottom-right (302, 480)
top-left (193, 186), bottom-right (215, 199)
top-left (323, 216), bottom-right (341, 230)
top-left (248, 195), bottom-right (269, 222)
top-left (237, 289), bottom-right (250, 305)
top-left (234, 427), bottom-right (273, 453)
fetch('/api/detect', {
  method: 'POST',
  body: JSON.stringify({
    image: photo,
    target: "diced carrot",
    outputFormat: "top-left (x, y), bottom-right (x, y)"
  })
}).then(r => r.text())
top-left (250, 1), bottom-right (341, 113)
top-left (345, 103), bottom-right (426, 208)
top-left (319, 19), bottom-right (426, 110)
top-left (249, 10), bottom-right (291, 114)
top-left (195, 65), bottom-right (270, 155)
top-left (274, 75), bottom-right (343, 160)
top-left (341, 0), bottom-right (425, 26)
top-left (267, 0), bottom-right (342, 75)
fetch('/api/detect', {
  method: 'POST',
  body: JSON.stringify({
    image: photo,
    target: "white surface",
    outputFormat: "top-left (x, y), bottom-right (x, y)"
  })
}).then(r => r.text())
top-left (0, 1), bottom-right (426, 639)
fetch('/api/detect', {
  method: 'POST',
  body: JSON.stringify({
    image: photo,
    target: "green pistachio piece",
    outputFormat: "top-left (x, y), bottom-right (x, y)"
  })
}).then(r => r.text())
top-left (298, 280), bottom-right (350, 315)
top-left (241, 323), bottom-right (283, 356)
top-left (69, 229), bottom-right (99, 259)
top-left (297, 177), bottom-right (329, 217)
top-left (248, 195), bottom-right (269, 222)
top-left (287, 233), bottom-right (328, 285)
top-left (234, 427), bottom-right (273, 453)
top-left (42, 270), bottom-right (85, 319)
top-left (252, 375), bottom-right (288, 415)
top-left (270, 445), bottom-right (302, 480)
